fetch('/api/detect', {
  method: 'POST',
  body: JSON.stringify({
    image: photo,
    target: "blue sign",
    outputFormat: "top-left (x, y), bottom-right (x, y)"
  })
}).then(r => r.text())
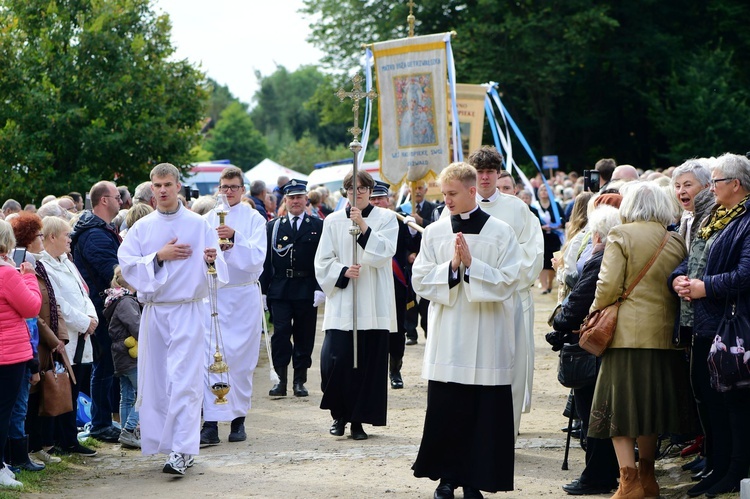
top-left (542, 155), bottom-right (559, 170)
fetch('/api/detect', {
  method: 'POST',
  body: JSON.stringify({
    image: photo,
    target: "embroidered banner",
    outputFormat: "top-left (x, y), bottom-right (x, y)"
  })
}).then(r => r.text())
top-left (450, 83), bottom-right (487, 160)
top-left (372, 33), bottom-right (451, 185)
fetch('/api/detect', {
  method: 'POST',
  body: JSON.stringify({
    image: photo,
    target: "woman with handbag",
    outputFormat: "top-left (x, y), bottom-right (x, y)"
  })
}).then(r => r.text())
top-left (671, 153), bottom-right (750, 497)
top-left (0, 220), bottom-right (42, 489)
top-left (552, 205), bottom-right (621, 496)
top-left (38, 216), bottom-right (97, 457)
top-left (587, 181), bottom-right (692, 499)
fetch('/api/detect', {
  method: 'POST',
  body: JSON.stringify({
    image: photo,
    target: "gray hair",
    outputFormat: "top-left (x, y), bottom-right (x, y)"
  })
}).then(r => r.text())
top-left (588, 205), bottom-right (621, 242)
top-left (2, 199), bottom-right (21, 213)
top-left (191, 195), bottom-right (218, 216)
top-left (0, 220), bottom-right (16, 255)
top-left (671, 159), bottom-right (712, 187)
top-left (133, 181), bottom-right (154, 204)
top-left (36, 201), bottom-right (70, 220)
top-left (619, 181), bottom-right (676, 226)
top-left (712, 153), bottom-right (750, 189)
top-left (250, 180), bottom-right (266, 197)
top-left (150, 163), bottom-right (181, 183)
top-left (41, 215), bottom-right (70, 239)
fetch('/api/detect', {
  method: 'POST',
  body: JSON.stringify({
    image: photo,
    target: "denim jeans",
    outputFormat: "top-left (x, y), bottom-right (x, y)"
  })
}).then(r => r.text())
top-left (91, 320), bottom-right (114, 431)
top-left (1, 362), bottom-right (25, 465)
top-left (119, 368), bottom-right (139, 432)
top-left (9, 366), bottom-right (31, 439)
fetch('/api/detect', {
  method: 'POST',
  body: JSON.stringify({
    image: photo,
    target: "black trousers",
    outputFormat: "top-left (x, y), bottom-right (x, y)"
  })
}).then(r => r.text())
top-left (574, 383), bottom-right (619, 486)
top-left (390, 281), bottom-right (407, 360)
top-left (269, 298), bottom-right (317, 374)
top-left (405, 294), bottom-right (429, 339)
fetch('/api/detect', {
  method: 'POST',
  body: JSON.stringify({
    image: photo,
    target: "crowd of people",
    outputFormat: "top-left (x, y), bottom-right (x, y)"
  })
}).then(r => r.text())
top-left (1, 150), bottom-right (750, 499)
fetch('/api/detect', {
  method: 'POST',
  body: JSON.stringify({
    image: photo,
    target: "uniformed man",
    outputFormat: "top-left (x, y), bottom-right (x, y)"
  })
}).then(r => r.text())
top-left (260, 179), bottom-right (325, 397)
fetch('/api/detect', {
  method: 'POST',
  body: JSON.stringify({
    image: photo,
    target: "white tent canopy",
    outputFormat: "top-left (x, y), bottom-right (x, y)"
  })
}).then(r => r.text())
top-left (244, 158), bottom-right (309, 187)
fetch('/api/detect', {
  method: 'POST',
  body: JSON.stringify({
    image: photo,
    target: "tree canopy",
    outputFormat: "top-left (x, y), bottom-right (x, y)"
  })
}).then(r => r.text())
top-left (0, 0), bottom-right (206, 204)
top-left (301, 0), bottom-right (750, 170)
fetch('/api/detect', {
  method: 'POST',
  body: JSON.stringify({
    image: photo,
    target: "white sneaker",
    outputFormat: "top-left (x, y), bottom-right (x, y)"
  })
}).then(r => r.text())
top-left (1, 464), bottom-right (14, 479)
top-left (184, 454), bottom-right (194, 468)
top-left (118, 428), bottom-right (141, 448)
top-left (30, 449), bottom-right (62, 464)
top-left (162, 452), bottom-right (186, 476)
top-left (0, 467), bottom-right (23, 489)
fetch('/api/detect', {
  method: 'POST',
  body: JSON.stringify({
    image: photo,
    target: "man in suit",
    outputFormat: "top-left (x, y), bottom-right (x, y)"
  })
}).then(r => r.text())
top-left (398, 180), bottom-right (434, 345)
top-left (261, 180), bottom-right (325, 397)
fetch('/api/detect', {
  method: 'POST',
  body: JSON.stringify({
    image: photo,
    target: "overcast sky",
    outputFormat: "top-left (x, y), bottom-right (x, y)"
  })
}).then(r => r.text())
top-left (154, 0), bottom-right (325, 106)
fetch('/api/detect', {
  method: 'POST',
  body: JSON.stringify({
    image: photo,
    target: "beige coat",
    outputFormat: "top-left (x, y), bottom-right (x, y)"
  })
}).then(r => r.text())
top-left (591, 221), bottom-right (686, 350)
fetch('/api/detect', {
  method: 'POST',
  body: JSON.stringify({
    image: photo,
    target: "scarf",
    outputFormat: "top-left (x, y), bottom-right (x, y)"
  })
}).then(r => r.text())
top-left (104, 286), bottom-right (132, 308)
top-left (699, 194), bottom-right (750, 240)
top-left (35, 260), bottom-right (59, 335)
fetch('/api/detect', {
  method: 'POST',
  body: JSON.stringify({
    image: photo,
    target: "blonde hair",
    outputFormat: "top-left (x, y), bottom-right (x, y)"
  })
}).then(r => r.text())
top-left (110, 265), bottom-right (134, 291)
top-left (438, 162), bottom-right (477, 188)
top-left (0, 220), bottom-right (16, 255)
top-left (41, 215), bottom-right (70, 239)
top-left (150, 162), bottom-right (181, 183)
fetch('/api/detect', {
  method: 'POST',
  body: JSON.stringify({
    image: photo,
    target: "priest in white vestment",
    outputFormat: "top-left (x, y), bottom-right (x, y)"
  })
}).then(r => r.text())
top-left (466, 146), bottom-right (543, 435)
top-left (118, 163), bottom-right (227, 476)
top-left (314, 170), bottom-right (398, 441)
top-left (200, 167), bottom-right (267, 445)
top-left (413, 162), bottom-right (522, 498)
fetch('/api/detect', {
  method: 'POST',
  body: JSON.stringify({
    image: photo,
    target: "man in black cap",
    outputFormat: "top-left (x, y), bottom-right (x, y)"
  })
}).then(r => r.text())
top-left (260, 179), bottom-right (325, 397)
top-left (369, 181), bottom-right (419, 389)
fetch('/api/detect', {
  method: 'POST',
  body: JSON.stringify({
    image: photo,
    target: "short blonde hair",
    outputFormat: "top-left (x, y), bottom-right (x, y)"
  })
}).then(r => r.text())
top-left (0, 220), bottom-right (16, 255)
top-left (150, 163), bottom-right (181, 183)
top-left (110, 265), bottom-right (134, 290)
top-left (41, 215), bottom-right (70, 239)
top-left (125, 203), bottom-right (154, 228)
top-left (438, 162), bottom-right (477, 188)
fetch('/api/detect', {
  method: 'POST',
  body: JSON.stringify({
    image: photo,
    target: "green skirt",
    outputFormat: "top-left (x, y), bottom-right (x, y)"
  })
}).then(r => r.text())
top-left (588, 348), bottom-right (696, 439)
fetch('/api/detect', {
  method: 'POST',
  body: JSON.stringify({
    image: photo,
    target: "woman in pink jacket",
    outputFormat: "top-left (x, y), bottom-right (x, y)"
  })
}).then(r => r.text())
top-left (0, 220), bottom-right (41, 489)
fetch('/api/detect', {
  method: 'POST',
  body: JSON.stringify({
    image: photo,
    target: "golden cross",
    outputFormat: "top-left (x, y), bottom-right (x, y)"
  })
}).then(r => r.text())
top-left (408, 0), bottom-right (416, 37)
top-left (335, 73), bottom-right (377, 142)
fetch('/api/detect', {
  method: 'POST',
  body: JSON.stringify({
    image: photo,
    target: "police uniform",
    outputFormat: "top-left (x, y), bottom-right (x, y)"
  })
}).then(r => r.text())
top-left (260, 180), bottom-right (324, 397)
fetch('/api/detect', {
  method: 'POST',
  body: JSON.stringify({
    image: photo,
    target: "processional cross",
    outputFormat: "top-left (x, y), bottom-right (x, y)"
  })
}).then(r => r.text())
top-left (335, 73), bottom-right (377, 368)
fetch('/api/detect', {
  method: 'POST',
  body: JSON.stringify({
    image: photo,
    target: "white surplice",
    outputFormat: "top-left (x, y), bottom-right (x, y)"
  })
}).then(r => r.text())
top-left (202, 202), bottom-right (267, 421)
top-left (314, 206), bottom-right (399, 333)
top-left (117, 205), bottom-right (227, 456)
top-left (413, 213), bottom-right (523, 385)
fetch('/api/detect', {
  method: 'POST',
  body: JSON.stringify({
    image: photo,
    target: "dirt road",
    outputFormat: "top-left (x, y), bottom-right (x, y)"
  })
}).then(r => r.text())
top-left (21, 291), bottom-right (696, 498)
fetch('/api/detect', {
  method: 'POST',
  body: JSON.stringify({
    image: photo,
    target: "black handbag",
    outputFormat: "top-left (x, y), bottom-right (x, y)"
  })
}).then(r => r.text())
top-left (557, 343), bottom-right (598, 389)
top-left (708, 292), bottom-right (750, 392)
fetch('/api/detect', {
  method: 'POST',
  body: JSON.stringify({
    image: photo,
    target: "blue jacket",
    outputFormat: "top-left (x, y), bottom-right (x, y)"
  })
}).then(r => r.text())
top-left (71, 211), bottom-right (121, 312)
top-left (671, 198), bottom-right (750, 338)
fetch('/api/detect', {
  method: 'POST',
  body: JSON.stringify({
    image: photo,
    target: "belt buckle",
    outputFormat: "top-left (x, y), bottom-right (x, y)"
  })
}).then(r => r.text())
top-left (286, 269), bottom-right (294, 278)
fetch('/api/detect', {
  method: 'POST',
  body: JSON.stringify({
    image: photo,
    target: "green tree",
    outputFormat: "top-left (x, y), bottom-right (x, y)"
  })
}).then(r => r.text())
top-left (205, 78), bottom-right (242, 127)
top-left (205, 102), bottom-right (268, 169)
top-left (0, 0), bottom-right (206, 204)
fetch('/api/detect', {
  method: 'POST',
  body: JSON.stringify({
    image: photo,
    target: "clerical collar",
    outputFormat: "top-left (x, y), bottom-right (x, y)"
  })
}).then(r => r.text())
top-left (345, 204), bottom-right (374, 218)
top-left (477, 189), bottom-right (499, 203)
top-left (451, 205), bottom-right (490, 234)
top-left (156, 204), bottom-right (181, 216)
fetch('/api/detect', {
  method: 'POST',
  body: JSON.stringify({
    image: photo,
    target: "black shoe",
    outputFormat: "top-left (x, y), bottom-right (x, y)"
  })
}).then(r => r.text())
top-left (17, 460), bottom-right (45, 472)
top-left (405, 338), bottom-right (417, 345)
top-left (692, 468), bottom-right (712, 481)
top-left (329, 419), bottom-right (346, 436)
top-left (705, 476), bottom-right (742, 498)
top-left (562, 479), bottom-right (617, 495)
top-left (227, 423), bottom-right (247, 442)
top-left (269, 383), bottom-right (287, 397)
top-left (389, 372), bottom-right (404, 389)
top-left (350, 422), bottom-right (368, 440)
top-left (200, 423), bottom-right (220, 446)
top-left (293, 383), bottom-right (308, 397)
top-left (687, 472), bottom-right (722, 497)
top-left (682, 455), bottom-right (705, 471)
top-left (62, 443), bottom-right (97, 457)
top-left (434, 479), bottom-right (456, 499)
top-left (89, 425), bottom-right (121, 443)
top-left (462, 486), bottom-right (483, 499)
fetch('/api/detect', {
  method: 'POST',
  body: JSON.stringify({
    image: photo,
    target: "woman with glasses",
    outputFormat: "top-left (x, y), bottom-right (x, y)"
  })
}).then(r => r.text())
top-left (671, 153), bottom-right (750, 497)
top-left (314, 170), bottom-right (399, 441)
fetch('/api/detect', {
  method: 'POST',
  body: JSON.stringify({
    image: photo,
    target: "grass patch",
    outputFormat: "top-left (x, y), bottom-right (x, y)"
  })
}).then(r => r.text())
top-left (0, 459), bottom-right (72, 497)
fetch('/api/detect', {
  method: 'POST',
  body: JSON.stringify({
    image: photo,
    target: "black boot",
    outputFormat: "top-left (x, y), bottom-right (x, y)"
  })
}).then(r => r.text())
top-left (389, 356), bottom-right (404, 389)
top-left (269, 367), bottom-right (287, 396)
top-left (200, 421), bottom-right (220, 446)
top-left (9, 436), bottom-right (45, 472)
top-left (293, 368), bottom-right (308, 397)
top-left (228, 417), bottom-right (246, 442)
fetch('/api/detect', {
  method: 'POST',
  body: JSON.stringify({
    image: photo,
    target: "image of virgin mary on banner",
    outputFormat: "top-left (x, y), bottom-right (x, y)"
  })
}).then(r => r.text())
top-left (371, 33), bottom-right (456, 185)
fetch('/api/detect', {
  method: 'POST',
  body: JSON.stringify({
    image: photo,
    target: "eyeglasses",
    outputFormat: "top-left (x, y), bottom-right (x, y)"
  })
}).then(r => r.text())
top-left (346, 186), bottom-right (371, 194)
top-left (711, 178), bottom-right (735, 186)
top-left (102, 195), bottom-right (122, 201)
top-left (218, 185), bottom-right (243, 192)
